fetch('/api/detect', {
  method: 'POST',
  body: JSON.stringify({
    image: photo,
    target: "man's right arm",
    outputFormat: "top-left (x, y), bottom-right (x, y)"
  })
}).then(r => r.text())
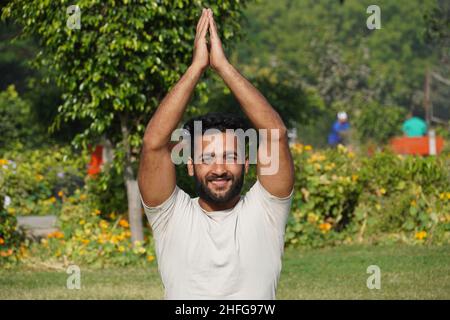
top-left (138, 9), bottom-right (209, 207)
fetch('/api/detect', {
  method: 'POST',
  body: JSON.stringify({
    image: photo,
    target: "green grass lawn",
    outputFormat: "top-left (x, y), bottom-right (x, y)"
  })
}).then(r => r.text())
top-left (1, 245), bottom-right (449, 299)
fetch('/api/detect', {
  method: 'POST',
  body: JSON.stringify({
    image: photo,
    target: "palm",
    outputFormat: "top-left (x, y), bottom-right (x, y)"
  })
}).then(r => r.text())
top-left (192, 9), bottom-right (209, 70)
top-left (208, 10), bottom-right (228, 71)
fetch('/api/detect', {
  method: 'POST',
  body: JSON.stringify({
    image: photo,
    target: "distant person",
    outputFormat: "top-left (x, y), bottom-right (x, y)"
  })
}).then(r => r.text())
top-left (402, 110), bottom-right (427, 137)
top-left (328, 111), bottom-right (350, 146)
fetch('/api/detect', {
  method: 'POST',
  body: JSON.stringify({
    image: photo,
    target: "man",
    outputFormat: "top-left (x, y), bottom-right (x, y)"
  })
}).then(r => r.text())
top-left (328, 111), bottom-right (350, 146)
top-left (138, 8), bottom-right (294, 299)
top-left (402, 109), bottom-right (427, 137)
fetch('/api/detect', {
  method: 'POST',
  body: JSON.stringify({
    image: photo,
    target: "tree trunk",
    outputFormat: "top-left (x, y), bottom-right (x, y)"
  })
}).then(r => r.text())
top-left (125, 169), bottom-right (144, 243)
top-left (120, 114), bottom-right (144, 243)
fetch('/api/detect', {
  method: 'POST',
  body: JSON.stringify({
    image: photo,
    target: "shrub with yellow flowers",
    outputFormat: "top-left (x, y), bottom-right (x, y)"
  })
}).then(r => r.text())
top-left (287, 143), bottom-right (450, 247)
top-left (0, 146), bottom-right (86, 218)
top-left (0, 159), bottom-right (27, 265)
top-left (31, 189), bottom-right (156, 267)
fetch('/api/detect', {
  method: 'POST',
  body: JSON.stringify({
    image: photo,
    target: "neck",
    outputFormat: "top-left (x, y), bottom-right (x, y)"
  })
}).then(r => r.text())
top-left (198, 195), bottom-right (241, 212)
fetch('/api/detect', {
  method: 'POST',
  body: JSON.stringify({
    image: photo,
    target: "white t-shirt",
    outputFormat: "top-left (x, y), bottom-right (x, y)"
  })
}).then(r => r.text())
top-left (140, 179), bottom-right (294, 300)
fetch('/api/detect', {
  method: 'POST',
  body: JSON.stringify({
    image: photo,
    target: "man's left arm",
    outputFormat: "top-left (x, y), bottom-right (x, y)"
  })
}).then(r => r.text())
top-left (207, 9), bottom-right (294, 197)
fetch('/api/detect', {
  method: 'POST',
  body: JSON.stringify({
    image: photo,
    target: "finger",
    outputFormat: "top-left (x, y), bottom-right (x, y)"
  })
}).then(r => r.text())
top-left (196, 8), bottom-right (206, 32)
top-left (208, 10), bottom-right (219, 39)
top-left (197, 10), bottom-right (210, 39)
top-left (198, 11), bottom-right (210, 39)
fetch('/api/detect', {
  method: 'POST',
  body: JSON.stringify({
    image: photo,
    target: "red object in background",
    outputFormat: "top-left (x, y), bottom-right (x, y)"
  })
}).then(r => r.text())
top-left (389, 136), bottom-right (444, 155)
top-left (87, 145), bottom-right (103, 176)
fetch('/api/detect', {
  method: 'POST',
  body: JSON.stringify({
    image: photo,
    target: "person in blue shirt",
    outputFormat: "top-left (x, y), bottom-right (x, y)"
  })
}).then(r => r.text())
top-left (402, 110), bottom-right (427, 137)
top-left (328, 111), bottom-right (350, 146)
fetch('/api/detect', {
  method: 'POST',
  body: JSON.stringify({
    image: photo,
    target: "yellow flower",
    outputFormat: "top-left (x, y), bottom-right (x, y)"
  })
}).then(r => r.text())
top-left (58, 190), bottom-right (64, 198)
top-left (307, 213), bottom-right (319, 224)
top-left (7, 207), bottom-right (16, 215)
top-left (411, 200), bottom-right (417, 207)
top-left (0, 237), bottom-right (4, 245)
top-left (94, 209), bottom-right (101, 215)
top-left (110, 236), bottom-right (119, 244)
top-left (348, 151), bottom-right (355, 158)
top-left (80, 194), bottom-right (87, 201)
top-left (0, 159), bottom-right (8, 166)
top-left (375, 204), bottom-right (381, 210)
top-left (110, 212), bottom-right (117, 220)
top-left (79, 219), bottom-right (86, 225)
top-left (291, 143), bottom-right (303, 154)
top-left (35, 174), bottom-right (44, 181)
top-left (47, 231), bottom-right (64, 239)
top-left (138, 247), bottom-right (146, 254)
top-left (319, 222), bottom-right (332, 233)
top-left (99, 220), bottom-right (109, 230)
top-left (415, 231), bottom-right (427, 240)
top-left (352, 174), bottom-right (359, 182)
top-left (118, 246), bottom-right (125, 252)
top-left (304, 145), bottom-right (313, 151)
top-left (337, 144), bottom-right (347, 153)
top-left (49, 197), bottom-right (56, 203)
top-left (81, 239), bottom-right (90, 245)
top-left (379, 188), bottom-right (386, 195)
top-left (119, 219), bottom-right (129, 228)
top-left (147, 255), bottom-right (155, 262)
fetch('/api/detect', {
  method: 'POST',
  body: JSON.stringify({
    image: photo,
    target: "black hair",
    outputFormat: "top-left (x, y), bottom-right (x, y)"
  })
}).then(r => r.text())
top-left (411, 107), bottom-right (425, 119)
top-left (182, 112), bottom-right (254, 159)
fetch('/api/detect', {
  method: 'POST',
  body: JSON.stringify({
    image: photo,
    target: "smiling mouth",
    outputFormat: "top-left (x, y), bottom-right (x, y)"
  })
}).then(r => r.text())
top-left (208, 178), bottom-right (232, 188)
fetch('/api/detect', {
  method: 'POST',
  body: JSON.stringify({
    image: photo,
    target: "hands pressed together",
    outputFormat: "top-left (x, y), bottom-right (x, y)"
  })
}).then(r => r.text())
top-left (192, 8), bottom-right (229, 73)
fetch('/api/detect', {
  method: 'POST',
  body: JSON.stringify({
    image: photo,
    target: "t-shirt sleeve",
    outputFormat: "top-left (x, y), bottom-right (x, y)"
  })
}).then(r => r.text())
top-left (139, 185), bottom-right (182, 238)
top-left (246, 178), bottom-right (294, 235)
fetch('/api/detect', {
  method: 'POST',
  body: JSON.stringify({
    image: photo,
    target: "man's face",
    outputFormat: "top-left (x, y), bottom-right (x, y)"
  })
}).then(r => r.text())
top-left (187, 131), bottom-right (248, 204)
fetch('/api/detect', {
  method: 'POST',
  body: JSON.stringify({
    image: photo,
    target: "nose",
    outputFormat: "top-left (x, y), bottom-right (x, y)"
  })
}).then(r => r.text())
top-left (211, 162), bottom-right (227, 176)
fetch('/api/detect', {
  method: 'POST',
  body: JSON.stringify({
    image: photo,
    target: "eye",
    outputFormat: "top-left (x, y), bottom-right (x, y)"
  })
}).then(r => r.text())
top-left (201, 154), bottom-right (214, 164)
top-left (225, 153), bottom-right (237, 161)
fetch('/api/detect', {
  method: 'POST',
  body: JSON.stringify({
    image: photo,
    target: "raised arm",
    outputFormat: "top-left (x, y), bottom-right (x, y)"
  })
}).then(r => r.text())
top-left (207, 9), bottom-right (294, 197)
top-left (138, 9), bottom-right (210, 207)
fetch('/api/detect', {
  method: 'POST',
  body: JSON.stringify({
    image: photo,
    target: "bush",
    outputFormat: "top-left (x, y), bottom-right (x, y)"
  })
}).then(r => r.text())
top-left (0, 85), bottom-right (44, 151)
top-left (29, 189), bottom-right (156, 267)
top-left (0, 146), bottom-right (86, 217)
top-left (287, 144), bottom-right (450, 247)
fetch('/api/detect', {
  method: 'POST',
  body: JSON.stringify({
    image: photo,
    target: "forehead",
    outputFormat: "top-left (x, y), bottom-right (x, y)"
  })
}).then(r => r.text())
top-left (194, 131), bottom-right (238, 153)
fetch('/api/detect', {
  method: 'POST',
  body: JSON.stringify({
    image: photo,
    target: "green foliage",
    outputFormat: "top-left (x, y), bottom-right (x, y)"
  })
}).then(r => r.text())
top-left (202, 65), bottom-right (325, 127)
top-left (287, 144), bottom-right (450, 247)
top-left (0, 146), bottom-right (87, 217)
top-left (2, 0), bottom-right (251, 170)
top-left (0, 85), bottom-right (42, 151)
top-left (235, 0), bottom-right (438, 144)
top-left (353, 100), bottom-right (407, 144)
top-left (26, 189), bottom-right (156, 267)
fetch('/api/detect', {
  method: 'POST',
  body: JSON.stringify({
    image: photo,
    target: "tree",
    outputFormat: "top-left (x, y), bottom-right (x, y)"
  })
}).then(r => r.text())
top-left (2, 1), bottom-right (250, 242)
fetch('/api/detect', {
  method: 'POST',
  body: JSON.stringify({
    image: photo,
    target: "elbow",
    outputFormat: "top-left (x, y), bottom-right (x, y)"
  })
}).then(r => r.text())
top-left (274, 126), bottom-right (288, 141)
top-left (142, 134), bottom-right (166, 152)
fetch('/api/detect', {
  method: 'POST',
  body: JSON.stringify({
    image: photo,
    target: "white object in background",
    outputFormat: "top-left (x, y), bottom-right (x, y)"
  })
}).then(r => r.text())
top-left (428, 129), bottom-right (436, 156)
top-left (4, 195), bottom-right (11, 207)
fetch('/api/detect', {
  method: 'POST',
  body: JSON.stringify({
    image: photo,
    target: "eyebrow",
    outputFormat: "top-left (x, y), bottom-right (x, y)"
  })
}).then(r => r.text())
top-left (200, 151), bottom-right (238, 157)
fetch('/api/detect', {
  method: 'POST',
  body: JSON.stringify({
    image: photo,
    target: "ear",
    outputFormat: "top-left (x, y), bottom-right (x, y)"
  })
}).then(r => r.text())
top-left (187, 157), bottom-right (194, 176)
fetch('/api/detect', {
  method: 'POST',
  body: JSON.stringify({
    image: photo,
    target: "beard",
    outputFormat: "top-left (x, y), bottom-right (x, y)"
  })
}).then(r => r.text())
top-left (194, 167), bottom-right (245, 204)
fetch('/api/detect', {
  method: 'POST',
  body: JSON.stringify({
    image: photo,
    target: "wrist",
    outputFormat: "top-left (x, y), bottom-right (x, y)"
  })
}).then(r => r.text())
top-left (189, 63), bottom-right (207, 75)
top-left (215, 60), bottom-right (233, 76)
